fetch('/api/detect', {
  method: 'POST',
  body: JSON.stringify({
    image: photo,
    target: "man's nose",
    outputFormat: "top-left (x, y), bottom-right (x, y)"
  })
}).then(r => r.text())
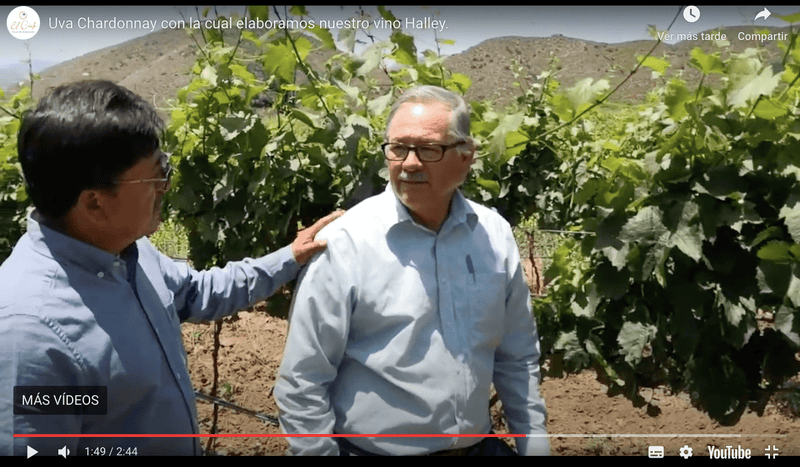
top-left (402, 147), bottom-right (424, 169)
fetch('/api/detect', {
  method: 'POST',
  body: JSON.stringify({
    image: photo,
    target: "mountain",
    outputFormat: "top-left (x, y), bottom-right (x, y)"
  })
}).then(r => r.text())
top-left (0, 59), bottom-right (59, 90)
top-left (445, 25), bottom-right (793, 106)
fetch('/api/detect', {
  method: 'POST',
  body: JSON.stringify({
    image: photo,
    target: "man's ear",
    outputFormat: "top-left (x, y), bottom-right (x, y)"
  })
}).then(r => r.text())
top-left (463, 151), bottom-right (475, 165)
top-left (73, 189), bottom-right (111, 226)
top-left (463, 140), bottom-right (477, 164)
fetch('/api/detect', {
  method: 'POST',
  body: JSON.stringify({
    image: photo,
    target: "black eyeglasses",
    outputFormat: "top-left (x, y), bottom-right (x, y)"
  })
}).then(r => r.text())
top-left (381, 142), bottom-right (465, 162)
top-left (115, 152), bottom-right (172, 192)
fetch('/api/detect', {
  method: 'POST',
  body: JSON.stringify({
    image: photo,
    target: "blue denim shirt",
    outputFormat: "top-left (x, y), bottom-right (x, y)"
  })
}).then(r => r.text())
top-left (0, 211), bottom-right (300, 456)
top-left (275, 187), bottom-right (549, 455)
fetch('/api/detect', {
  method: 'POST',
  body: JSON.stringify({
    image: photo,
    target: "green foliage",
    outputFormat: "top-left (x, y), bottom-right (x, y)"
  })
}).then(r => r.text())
top-left (149, 217), bottom-right (189, 258)
top-left (518, 34), bottom-right (800, 424)
top-left (0, 86), bottom-right (34, 264)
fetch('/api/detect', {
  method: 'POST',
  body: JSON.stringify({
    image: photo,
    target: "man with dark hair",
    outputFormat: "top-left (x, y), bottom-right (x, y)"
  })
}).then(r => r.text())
top-left (275, 85), bottom-right (549, 456)
top-left (0, 80), bottom-right (341, 456)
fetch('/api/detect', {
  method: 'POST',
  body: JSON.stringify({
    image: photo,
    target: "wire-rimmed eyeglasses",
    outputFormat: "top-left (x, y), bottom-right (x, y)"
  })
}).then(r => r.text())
top-left (114, 151), bottom-right (172, 191)
top-left (381, 141), bottom-right (465, 162)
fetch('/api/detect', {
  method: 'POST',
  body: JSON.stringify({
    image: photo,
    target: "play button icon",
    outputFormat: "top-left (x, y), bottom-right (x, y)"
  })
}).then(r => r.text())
top-left (26, 446), bottom-right (37, 458)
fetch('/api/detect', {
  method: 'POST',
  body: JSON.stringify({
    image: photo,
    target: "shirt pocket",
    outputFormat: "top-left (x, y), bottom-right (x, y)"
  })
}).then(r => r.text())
top-left (463, 272), bottom-right (506, 349)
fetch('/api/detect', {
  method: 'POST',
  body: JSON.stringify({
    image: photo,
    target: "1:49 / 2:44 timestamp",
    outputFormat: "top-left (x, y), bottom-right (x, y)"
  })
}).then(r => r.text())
top-left (84, 447), bottom-right (138, 456)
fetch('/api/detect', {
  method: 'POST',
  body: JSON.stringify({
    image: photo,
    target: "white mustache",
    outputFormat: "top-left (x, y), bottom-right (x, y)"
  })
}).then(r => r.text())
top-left (398, 172), bottom-right (428, 182)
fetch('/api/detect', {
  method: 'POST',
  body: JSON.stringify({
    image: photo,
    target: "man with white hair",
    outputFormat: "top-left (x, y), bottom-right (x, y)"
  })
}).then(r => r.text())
top-left (275, 85), bottom-right (549, 456)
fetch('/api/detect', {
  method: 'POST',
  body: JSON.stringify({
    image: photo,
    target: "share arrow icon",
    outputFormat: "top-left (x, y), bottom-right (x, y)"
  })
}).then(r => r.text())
top-left (755, 7), bottom-right (771, 21)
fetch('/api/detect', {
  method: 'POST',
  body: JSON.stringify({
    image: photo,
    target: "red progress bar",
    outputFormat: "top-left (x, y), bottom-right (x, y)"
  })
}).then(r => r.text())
top-left (15, 433), bottom-right (526, 438)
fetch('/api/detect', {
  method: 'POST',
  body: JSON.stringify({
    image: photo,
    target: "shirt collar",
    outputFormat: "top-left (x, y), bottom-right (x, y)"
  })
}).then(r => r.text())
top-left (27, 210), bottom-right (135, 274)
top-left (382, 184), bottom-right (478, 234)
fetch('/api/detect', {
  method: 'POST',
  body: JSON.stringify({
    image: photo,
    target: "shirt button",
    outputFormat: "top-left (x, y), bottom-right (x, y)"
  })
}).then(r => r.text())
top-left (97, 271), bottom-right (105, 278)
top-left (114, 261), bottom-right (121, 267)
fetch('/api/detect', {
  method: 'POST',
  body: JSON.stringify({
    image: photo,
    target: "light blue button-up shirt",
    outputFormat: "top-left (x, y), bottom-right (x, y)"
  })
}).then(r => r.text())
top-left (275, 186), bottom-right (549, 455)
top-left (0, 211), bottom-right (300, 456)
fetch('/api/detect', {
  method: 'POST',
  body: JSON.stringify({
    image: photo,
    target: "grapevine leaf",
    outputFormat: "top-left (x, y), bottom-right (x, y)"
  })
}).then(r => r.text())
top-left (775, 306), bottom-right (800, 346)
top-left (377, 5), bottom-right (399, 23)
top-left (620, 206), bottom-right (668, 246)
top-left (570, 282), bottom-right (601, 317)
top-left (665, 81), bottom-right (692, 120)
top-left (212, 173), bottom-right (234, 207)
top-left (670, 291), bottom-right (702, 359)
top-left (757, 262), bottom-right (800, 307)
top-left (690, 48), bottom-right (724, 74)
top-left (262, 42), bottom-right (296, 83)
top-left (338, 27), bottom-right (356, 53)
top-left (289, 108), bottom-right (318, 130)
top-left (306, 24), bottom-right (336, 50)
top-left (554, 330), bottom-right (591, 370)
top-left (357, 42), bottom-right (389, 77)
top-left (692, 165), bottom-right (746, 200)
top-left (553, 78), bottom-right (609, 121)
top-left (367, 92), bottom-right (393, 116)
top-left (753, 98), bottom-right (787, 120)
top-left (717, 293), bottom-right (750, 329)
top-left (219, 114), bottom-right (255, 141)
top-left (779, 193), bottom-right (800, 243)
top-left (594, 214), bottom-right (629, 269)
top-left (638, 55), bottom-right (670, 74)
top-left (750, 226), bottom-right (785, 248)
top-left (485, 112), bottom-right (524, 162)
top-left (757, 241), bottom-right (796, 263)
top-left (503, 130), bottom-right (529, 163)
top-left (641, 244), bottom-right (669, 284)
top-left (665, 200), bottom-right (704, 261)
top-left (476, 178), bottom-right (500, 198)
top-left (575, 178), bottom-right (604, 207)
top-left (788, 266), bottom-right (800, 308)
top-left (390, 31), bottom-right (417, 65)
top-left (757, 261), bottom-right (789, 295)
top-left (447, 73), bottom-right (472, 94)
top-left (594, 260), bottom-right (629, 299)
top-left (229, 64), bottom-right (256, 83)
top-left (729, 67), bottom-right (781, 108)
top-left (200, 66), bottom-right (218, 87)
top-left (294, 36), bottom-right (313, 62)
top-left (617, 321), bottom-right (657, 366)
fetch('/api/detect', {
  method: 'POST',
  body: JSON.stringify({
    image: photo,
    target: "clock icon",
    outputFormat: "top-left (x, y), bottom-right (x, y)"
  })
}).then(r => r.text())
top-left (683, 5), bottom-right (700, 23)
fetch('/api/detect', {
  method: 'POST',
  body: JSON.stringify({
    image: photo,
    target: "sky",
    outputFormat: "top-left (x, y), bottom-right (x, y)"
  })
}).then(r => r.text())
top-left (2, 5), bottom-right (800, 87)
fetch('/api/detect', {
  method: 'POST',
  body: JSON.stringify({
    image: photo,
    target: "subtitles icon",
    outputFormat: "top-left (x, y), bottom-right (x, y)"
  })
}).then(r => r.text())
top-left (648, 446), bottom-right (664, 458)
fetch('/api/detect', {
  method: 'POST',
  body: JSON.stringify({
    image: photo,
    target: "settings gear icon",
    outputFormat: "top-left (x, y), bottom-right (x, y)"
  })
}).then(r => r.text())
top-left (679, 445), bottom-right (693, 459)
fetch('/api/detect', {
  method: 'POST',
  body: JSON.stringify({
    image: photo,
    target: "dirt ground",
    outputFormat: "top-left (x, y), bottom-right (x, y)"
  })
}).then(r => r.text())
top-left (181, 304), bottom-right (799, 457)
